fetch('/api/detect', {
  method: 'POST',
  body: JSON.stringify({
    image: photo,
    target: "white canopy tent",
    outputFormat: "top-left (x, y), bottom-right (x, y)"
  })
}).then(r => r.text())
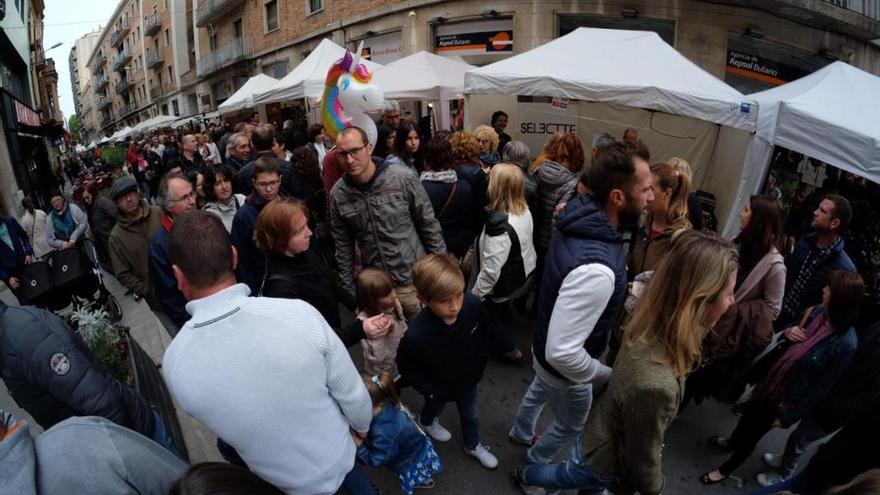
top-left (372, 51), bottom-right (474, 100)
top-left (218, 74), bottom-right (278, 114)
top-left (108, 126), bottom-right (134, 143)
top-left (172, 111), bottom-right (221, 128)
top-left (464, 27), bottom-right (759, 233)
top-left (86, 140), bottom-right (97, 150)
top-left (723, 61), bottom-right (880, 236)
top-left (97, 136), bottom-right (111, 145)
top-left (254, 38), bottom-right (382, 104)
top-left (131, 115), bottom-right (179, 136)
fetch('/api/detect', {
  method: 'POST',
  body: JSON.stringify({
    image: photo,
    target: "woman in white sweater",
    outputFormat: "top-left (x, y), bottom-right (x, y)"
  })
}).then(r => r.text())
top-left (471, 163), bottom-right (537, 363)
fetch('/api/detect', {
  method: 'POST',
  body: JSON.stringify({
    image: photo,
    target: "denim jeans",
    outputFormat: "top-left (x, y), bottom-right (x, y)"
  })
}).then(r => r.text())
top-left (520, 437), bottom-right (614, 491)
top-left (151, 408), bottom-right (184, 460)
top-left (510, 362), bottom-right (594, 464)
top-left (420, 384), bottom-right (480, 450)
top-left (341, 463), bottom-right (378, 494)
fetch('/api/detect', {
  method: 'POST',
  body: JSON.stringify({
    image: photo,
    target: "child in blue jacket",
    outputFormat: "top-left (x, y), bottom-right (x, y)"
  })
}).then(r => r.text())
top-left (356, 371), bottom-right (443, 494)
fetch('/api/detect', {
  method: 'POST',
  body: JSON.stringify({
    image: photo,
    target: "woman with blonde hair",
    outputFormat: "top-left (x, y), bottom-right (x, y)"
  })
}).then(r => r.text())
top-left (474, 125), bottom-right (500, 171)
top-left (470, 163), bottom-right (537, 363)
top-left (531, 132), bottom-right (586, 262)
top-left (514, 230), bottom-right (738, 495)
top-left (629, 159), bottom-right (692, 276)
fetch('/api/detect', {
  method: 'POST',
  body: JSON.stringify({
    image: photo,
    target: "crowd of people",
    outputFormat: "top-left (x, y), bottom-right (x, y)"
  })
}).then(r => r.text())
top-left (1, 101), bottom-right (879, 495)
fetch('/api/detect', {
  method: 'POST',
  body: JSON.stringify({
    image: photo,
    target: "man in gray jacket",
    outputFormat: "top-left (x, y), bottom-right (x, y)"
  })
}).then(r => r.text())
top-left (330, 126), bottom-right (446, 320)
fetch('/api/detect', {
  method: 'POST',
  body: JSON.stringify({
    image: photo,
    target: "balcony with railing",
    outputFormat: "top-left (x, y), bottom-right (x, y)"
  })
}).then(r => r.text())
top-left (101, 116), bottom-right (114, 128)
top-left (710, 0), bottom-right (880, 41)
top-left (95, 73), bottom-right (110, 91)
top-left (144, 12), bottom-right (161, 36)
top-left (115, 76), bottom-right (134, 94)
top-left (110, 17), bottom-right (131, 48)
top-left (96, 95), bottom-right (112, 110)
top-left (89, 53), bottom-right (105, 73)
top-left (196, 0), bottom-right (246, 28)
top-left (112, 46), bottom-right (133, 72)
top-left (119, 102), bottom-right (136, 117)
top-left (150, 84), bottom-right (163, 99)
top-left (146, 49), bottom-right (164, 69)
top-left (196, 37), bottom-right (251, 78)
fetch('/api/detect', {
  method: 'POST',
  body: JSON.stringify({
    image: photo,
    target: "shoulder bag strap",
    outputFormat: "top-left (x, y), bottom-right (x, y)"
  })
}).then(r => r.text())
top-left (437, 182), bottom-right (458, 219)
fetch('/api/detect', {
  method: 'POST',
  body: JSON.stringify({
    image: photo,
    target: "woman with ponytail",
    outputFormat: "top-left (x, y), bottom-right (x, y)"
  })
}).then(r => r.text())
top-left (629, 159), bottom-right (693, 277)
top-left (356, 371), bottom-right (443, 494)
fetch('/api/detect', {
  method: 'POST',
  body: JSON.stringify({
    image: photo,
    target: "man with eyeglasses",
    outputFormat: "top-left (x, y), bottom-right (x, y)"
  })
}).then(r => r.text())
top-left (148, 171), bottom-right (198, 336)
top-left (234, 124), bottom-right (303, 198)
top-left (330, 126), bottom-right (446, 320)
top-left (231, 157), bottom-right (283, 292)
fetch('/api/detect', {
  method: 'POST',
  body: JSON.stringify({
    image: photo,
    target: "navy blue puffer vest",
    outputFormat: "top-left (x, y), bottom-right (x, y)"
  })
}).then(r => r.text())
top-left (532, 195), bottom-right (627, 380)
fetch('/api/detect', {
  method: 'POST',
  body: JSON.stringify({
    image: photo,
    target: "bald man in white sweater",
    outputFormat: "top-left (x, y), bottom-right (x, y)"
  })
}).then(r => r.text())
top-left (161, 211), bottom-right (373, 494)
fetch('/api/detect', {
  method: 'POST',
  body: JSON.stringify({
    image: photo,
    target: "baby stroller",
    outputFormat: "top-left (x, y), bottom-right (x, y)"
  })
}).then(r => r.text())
top-left (18, 239), bottom-right (122, 322)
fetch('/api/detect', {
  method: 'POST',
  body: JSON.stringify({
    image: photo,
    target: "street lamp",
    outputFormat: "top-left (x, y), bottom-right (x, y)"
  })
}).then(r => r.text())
top-left (46, 42), bottom-right (63, 51)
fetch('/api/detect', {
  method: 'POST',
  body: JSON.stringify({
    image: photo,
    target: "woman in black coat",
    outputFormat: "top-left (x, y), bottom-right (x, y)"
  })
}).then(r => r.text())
top-left (81, 183), bottom-right (118, 268)
top-left (419, 136), bottom-right (477, 258)
top-left (253, 197), bottom-right (389, 349)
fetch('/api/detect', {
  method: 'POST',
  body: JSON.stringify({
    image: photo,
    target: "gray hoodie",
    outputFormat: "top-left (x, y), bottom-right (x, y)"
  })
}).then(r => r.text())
top-left (0, 411), bottom-right (187, 495)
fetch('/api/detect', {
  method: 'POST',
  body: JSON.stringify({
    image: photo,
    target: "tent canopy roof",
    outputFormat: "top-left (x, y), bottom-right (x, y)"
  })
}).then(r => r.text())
top-left (751, 61), bottom-right (880, 182)
top-left (464, 27), bottom-right (757, 131)
top-left (372, 51), bottom-right (474, 101)
top-left (218, 74), bottom-right (278, 113)
top-left (254, 38), bottom-right (381, 105)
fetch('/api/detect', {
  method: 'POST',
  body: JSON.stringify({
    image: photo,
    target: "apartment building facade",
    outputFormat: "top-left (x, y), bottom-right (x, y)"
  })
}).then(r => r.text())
top-left (0, 0), bottom-right (66, 215)
top-left (80, 0), bottom-right (196, 136)
top-left (80, 0), bottom-right (880, 137)
top-left (70, 31), bottom-right (100, 141)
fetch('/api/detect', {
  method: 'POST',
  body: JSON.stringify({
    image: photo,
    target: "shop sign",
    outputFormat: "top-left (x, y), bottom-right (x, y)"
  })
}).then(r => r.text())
top-left (359, 31), bottom-right (403, 65)
top-left (436, 19), bottom-right (513, 57)
top-left (14, 100), bottom-right (40, 127)
top-left (725, 50), bottom-right (810, 86)
top-left (517, 100), bottom-right (578, 155)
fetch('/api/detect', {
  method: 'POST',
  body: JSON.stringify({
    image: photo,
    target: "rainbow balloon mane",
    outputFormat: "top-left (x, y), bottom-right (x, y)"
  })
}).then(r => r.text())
top-left (321, 50), bottom-right (373, 140)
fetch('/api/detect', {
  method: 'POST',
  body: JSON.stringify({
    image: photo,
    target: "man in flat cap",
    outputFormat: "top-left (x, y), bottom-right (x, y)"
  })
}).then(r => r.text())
top-left (108, 175), bottom-right (163, 308)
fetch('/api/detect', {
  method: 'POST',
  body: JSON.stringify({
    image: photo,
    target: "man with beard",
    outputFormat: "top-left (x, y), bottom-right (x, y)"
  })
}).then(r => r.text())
top-left (508, 142), bottom-right (654, 465)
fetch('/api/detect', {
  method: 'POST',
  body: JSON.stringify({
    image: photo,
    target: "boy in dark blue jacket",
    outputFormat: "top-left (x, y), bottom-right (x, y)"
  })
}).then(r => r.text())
top-left (396, 253), bottom-right (498, 469)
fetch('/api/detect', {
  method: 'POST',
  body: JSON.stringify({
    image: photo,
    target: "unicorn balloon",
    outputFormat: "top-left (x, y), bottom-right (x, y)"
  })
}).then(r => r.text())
top-left (321, 42), bottom-right (384, 146)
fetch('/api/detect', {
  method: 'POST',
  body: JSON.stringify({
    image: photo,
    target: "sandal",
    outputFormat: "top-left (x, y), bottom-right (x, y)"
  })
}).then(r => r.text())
top-left (708, 435), bottom-right (733, 450)
top-left (700, 471), bottom-right (727, 485)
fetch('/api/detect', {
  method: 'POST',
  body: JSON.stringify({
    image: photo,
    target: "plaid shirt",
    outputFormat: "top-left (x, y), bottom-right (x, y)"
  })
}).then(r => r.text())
top-left (781, 236), bottom-right (842, 323)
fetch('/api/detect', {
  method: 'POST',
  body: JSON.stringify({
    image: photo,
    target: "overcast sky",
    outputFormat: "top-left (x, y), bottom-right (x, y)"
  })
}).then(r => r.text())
top-left (44, 0), bottom-right (118, 127)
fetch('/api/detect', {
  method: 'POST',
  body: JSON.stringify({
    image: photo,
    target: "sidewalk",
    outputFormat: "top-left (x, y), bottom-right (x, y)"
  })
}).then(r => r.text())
top-left (0, 275), bottom-right (221, 463)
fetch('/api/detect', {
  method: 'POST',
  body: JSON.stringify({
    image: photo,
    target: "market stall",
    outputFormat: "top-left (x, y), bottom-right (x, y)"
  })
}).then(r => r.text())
top-left (218, 73), bottom-right (278, 115)
top-left (464, 27), bottom-right (758, 233)
top-left (731, 61), bottom-right (880, 310)
top-left (371, 50), bottom-right (474, 131)
top-left (254, 38), bottom-right (382, 105)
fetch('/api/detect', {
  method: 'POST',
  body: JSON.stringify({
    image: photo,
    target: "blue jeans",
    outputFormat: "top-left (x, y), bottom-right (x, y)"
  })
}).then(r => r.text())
top-left (511, 362), bottom-right (594, 464)
top-left (741, 471), bottom-right (809, 495)
top-left (520, 437), bottom-right (614, 491)
top-left (341, 464), bottom-right (377, 494)
top-left (151, 408), bottom-right (184, 460)
top-left (420, 384), bottom-right (480, 450)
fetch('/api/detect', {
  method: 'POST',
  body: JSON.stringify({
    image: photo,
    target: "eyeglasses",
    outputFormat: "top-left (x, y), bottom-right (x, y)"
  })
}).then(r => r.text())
top-left (255, 179), bottom-right (280, 190)
top-left (171, 191), bottom-right (195, 203)
top-left (337, 145), bottom-right (367, 160)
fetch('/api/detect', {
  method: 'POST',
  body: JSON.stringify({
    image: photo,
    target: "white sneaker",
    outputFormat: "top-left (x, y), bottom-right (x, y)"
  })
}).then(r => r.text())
top-left (423, 419), bottom-right (451, 442)
top-left (465, 443), bottom-right (499, 469)
top-left (762, 452), bottom-right (783, 469)
top-left (757, 471), bottom-right (784, 487)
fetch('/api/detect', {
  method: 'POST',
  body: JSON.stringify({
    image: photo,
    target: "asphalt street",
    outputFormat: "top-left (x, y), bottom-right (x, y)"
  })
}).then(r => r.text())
top-left (1, 280), bottom-right (802, 495)
top-left (352, 308), bottom-right (797, 495)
